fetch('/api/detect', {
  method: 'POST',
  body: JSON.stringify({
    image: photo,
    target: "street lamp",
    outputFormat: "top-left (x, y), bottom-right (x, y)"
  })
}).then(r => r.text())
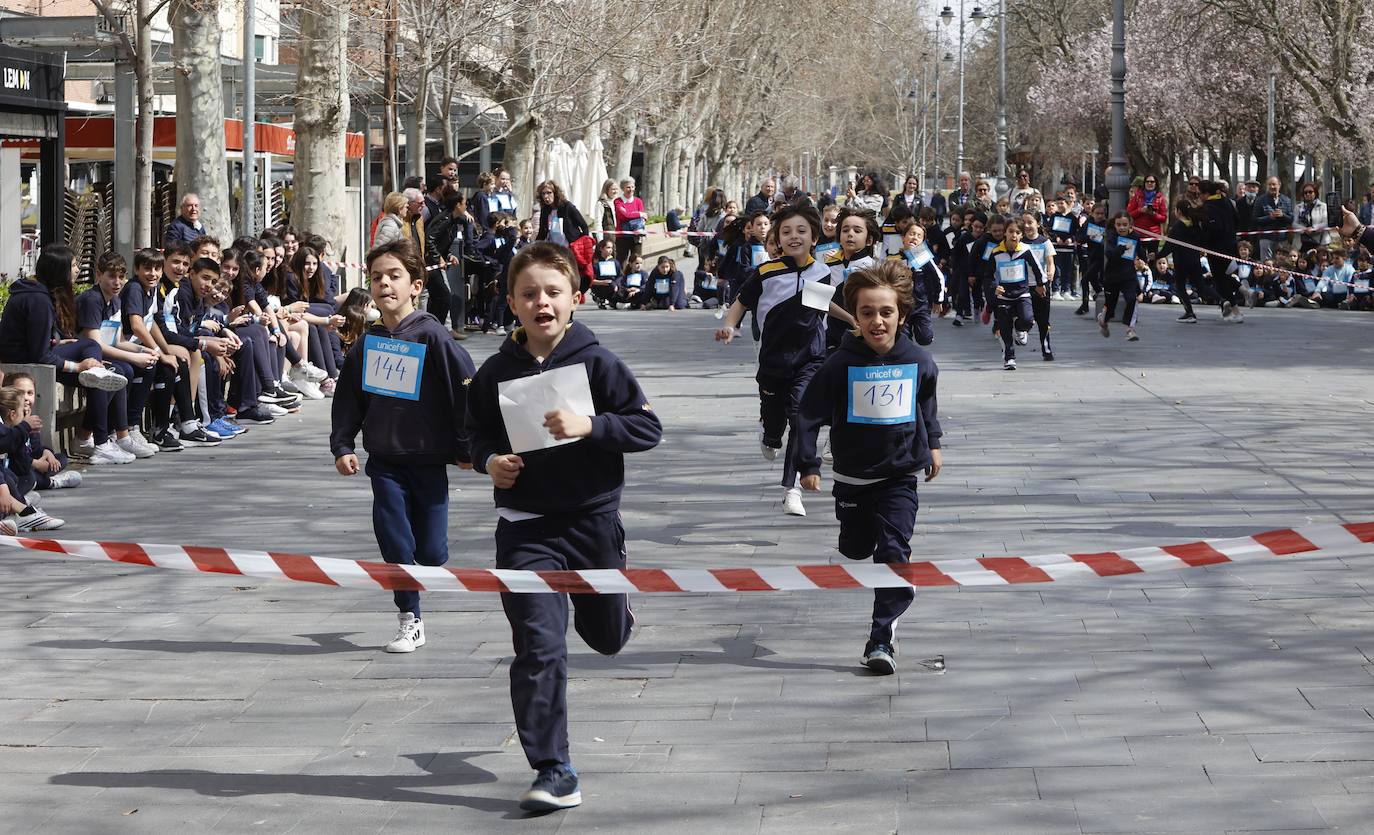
top-left (940, 3), bottom-right (983, 183)
top-left (1105, 0), bottom-right (1129, 214)
top-left (995, 0), bottom-right (1008, 198)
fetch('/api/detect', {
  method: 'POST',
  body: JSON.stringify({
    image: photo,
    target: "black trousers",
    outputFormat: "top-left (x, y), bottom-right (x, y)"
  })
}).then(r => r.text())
top-left (834, 475), bottom-right (920, 645)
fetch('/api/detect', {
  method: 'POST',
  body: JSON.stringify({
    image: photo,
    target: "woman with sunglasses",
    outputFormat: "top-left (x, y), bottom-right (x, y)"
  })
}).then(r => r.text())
top-left (970, 180), bottom-right (995, 213)
top-left (1295, 182), bottom-right (1331, 251)
top-left (1127, 174), bottom-right (1168, 259)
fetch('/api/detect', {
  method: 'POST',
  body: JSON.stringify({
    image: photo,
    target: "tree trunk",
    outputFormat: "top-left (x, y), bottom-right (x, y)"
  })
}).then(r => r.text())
top-left (170, 0), bottom-right (231, 236)
top-left (641, 139), bottom-right (664, 215)
top-left (291, 0), bottom-right (350, 252)
top-left (664, 140), bottom-right (682, 214)
top-left (409, 51), bottom-right (429, 179)
top-left (611, 112), bottom-right (636, 181)
top-left (502, 107), bottom-right (538, 212)
top-left (133, 0), bottom-right (154, 247)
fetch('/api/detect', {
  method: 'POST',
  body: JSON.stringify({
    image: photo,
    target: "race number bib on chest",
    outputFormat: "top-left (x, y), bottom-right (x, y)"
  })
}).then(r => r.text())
top-left (99, 318), bottom-right (121, 347)
top-left (1119, 238), bottom-right (1138, 260)
top-left (596, 261), bottom-right (616, 277)
top-left (655, 278), bottom-right (670, 294)
top-left (997, 260), bottom-right (1028, 284)
top-left (848, 364), bottom-right (918, 425)
top-left (751, 245), bottom-right (768, 267)
top-left (1051, 215), bottom-right (1072, 234)
top-left (362, 334), bottom-right (427, 401)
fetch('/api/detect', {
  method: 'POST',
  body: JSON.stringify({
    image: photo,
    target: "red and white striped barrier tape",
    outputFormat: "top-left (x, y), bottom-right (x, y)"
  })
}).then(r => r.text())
top-left (1233, 224), bottom-right (1331, 238)
top-left (2, 520), bottom-right (1371, 594)
top-left (1132, 227), bottom-right (1372, 289)
top-left (325, 260), bottom-right (447, 273)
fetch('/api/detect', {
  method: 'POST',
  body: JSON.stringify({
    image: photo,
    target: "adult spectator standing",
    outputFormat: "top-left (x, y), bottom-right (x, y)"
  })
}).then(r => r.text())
top-left (1295, 182), bottom-right (1331, 250)
top-left (372, 192), bottom-right (408, 247)
top-left (162, 193), bottom-right (207, 248)
top-left (845, 173), bottom-right (886, 215)
top-left (970, 179), bottom-right (995, 213)
top-left (1252, 176), bottom-right (1293, 261)
top-left (1358, 185), bottom-right (1374, 226)
top-left (1234, 180), bottom-right (1260, 235)
top-left (1127, 173), bottom-right (1168, 257)
top-left (928, 188), bottom-right (947, 224)
top-left (404, 187), bottom-right (447, 323)
top-left (888, 175), bottom-right (924, 224)
top-left (534, 180), bottom-right (593, 285)
top-left (947, 172), bottom-right (974, 209)
top-left (591, 179), bottom-right (619, 242)
top-left (1008, 169), bottom-right (1042, 216)
top-left (692, 187), bottom-right (726, 263)
top-left (612, 177), bottom-right (647, 265)
top-left (745, 179), bottom-right (777, 216)
top-left (427, 193), bottom-right (476, 339)
top-left (423, 174), bottom-right (448, 223)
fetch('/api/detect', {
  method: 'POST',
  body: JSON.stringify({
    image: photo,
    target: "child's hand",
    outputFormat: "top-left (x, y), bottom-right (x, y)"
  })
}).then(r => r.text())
top-left (336, 454), bottom-right (359, 476)
top-left (995, 285), bottom-right (1005, 297)
top-left (488, 453), bottom-right (524, 488)
top-left (925, 449), bottom-right (942, 482)
top-left (23, 414), bottom-right (43, 432)
top-left (715, 326), bottom-right (735, 343)
top-left (544, 410), bottom-right (592, 440)
top-left (801, 474), bottom-right (822, 492)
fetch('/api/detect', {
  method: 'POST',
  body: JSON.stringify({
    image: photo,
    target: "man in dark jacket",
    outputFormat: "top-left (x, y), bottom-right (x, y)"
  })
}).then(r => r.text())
top-left (1252, 176), bottom-right (1293, 261)
top-left (745, 179), bottom-right (777, 216)
top-left (1234, 180), bottom-right (1260, 235)
top-left (162, 193), bottom-right (207, 249)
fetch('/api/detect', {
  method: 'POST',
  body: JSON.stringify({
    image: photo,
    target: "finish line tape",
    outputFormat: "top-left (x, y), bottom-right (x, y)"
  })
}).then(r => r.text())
top-left (2, 521), bottom-right (1372, 594)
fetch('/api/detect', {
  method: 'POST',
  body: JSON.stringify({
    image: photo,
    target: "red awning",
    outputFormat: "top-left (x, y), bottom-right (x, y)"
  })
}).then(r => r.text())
top-left (52, 115), bottom-right (364, 159)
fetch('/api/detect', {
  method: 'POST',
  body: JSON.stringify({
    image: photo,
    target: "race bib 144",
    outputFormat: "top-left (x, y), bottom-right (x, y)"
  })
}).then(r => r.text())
top-left (362, 334), bottom-right (427, 401)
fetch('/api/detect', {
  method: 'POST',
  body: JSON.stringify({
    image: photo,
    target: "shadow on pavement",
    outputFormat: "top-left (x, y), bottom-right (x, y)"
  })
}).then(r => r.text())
top-left (32, 632), bottom-right (371, 656)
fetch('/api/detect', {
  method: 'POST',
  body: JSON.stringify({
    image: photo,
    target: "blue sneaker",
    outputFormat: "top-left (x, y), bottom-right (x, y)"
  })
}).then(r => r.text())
top-left (211, 417), bottom-right (247, 436)
top-left (518, 763), bottom-right (581, 812)
top-left (863, 641), bottom-right (896, 675)
top-left (206, 419), bottom-right (236, 439)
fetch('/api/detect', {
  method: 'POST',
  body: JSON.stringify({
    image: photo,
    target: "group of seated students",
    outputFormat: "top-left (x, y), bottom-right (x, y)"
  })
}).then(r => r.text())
top-left (585, 237), bottom-right (693, 311)
top-left (0, 227), bottom-right (350, 532)
top-left (1132, 238), bottom-right (1374, 309)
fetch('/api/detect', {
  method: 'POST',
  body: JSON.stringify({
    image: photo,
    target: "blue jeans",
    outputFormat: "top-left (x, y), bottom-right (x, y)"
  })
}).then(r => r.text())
top-left (366, 455), bottom-right (450, 618)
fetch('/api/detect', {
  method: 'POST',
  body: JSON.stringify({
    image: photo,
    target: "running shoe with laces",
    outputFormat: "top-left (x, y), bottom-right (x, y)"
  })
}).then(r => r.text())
top-left (519, 764), bottom-right (581, 812)
top-left (87, 439), bottom-right (136, 464)
top-left (1126, 327), bottom-right (1139, 341)
top-left (863, 641), bottom-right (897, 675)
top-left (782, 487), bottom-right (806, 517)
top-left (77, 365), bottom-right (129, 392)
top-left (16, 508), bottom-right (64, 532)
top-left (300, 362), bottom-right (328, 383)
top-left (207, 418), bottom-right (241, 439)
top-left (151, 428), bottom-right (184, 452)
top-left (1177, 313), bottom-right (1197, 323)
top-left (178, 424), bottom-right (222, 446)
top-left (262, 402), bottom-right (291, 418)
top-left (386, 612), bottom-right (425, 653)
top-left (47, 470), bottom-right (82, 489)
top-left (117, 432), bottom-right (158, 458)
top-left (234, 406), bottom-right (276, 425)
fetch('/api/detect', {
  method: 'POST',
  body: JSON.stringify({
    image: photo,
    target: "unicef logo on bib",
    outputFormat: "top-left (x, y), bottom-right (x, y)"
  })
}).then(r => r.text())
top-left (847, 363), bottom-right (918, 426)
top-left (362, 334), bottom-right (427, 401)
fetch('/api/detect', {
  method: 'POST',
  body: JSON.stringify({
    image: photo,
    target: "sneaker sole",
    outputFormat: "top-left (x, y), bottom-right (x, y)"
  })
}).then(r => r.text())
top-left (385, 635), bottom-right (425, 653)
top-left (519, 789), bottom-right (582, 812)
top-left (864, 655), bottom-right (896, 675)
top-left (77, 369), bottom-right (129, 392)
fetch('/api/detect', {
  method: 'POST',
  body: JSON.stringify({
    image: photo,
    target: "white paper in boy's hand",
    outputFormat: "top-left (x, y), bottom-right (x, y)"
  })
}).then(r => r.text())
top-left (801, 279), bottom-right (833, 312)
top-left (497, 363), bottom-right (596, 454)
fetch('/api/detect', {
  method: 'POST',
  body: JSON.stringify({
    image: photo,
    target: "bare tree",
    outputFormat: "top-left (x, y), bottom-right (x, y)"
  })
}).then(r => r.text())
top-left (170, 0), bottom-right (231, 237)
top-left (291, 0), bottom-right (351, 251)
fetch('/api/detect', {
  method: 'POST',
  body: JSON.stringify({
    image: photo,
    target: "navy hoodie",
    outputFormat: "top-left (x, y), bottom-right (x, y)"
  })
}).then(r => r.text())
top-left (0, 280), bottom-right (65, 366)
top-left (796, 331), bottom-right (941, 483)
top-left (466, 320), bottom-right (662, 515)
top-left (330, 310), bottom-right (476, 463)
top-left (737, 253), bottom-right (832, 379)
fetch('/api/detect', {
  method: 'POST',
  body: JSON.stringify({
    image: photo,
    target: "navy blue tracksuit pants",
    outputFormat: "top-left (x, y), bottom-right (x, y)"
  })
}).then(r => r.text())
top-left (366, 455), bottom-right (450, 618)
top-left (497, 509), bottom-right (633, 770)
top-left (53, 339), bottom-right (128, 443)
top-left (994, 294), bottom-right (1033, 361)
top-left (758, 359), bottom-right (822, 490)
top-left (834, 475), bottom-right (919, 646)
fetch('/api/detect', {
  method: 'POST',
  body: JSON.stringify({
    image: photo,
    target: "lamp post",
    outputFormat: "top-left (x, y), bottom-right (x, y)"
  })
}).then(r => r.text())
top-left (994, 0), bottom-right (1008, 197)
top-left (1105, 0), bottom-right (1129, 214)
top-left (940, 3), bottom-right (983, 182)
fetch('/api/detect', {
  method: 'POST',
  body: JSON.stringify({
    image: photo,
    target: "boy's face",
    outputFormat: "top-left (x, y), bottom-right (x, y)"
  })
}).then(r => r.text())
top-left (191, 268), bottom-right (218, 298)
top-left (1333, 254), bottom-right (1345, 266)
top-left (776, 217), bottom-right (815, 259)
top-left (196, 243), bottom-right (220, 262)
top-left (12, 378), bottom-right (34, 413)
top-left (990, 223), bottom-right (1006, 241)
top-left (97, 269), bottom-right (126, 297)
top-left (136, 261), bottom-right (161, 289)
top-left (519, 222), bottom-right (533, 239)
top-left (1238, 244), bottom-right (1252, 259)
top-left (902, 226), bottom-right (924, 249)
top-left (854, 286), bottom-right (902, 355)
top-left (368, 254), bottom-right (421, 319)
top-left (165, 253), bottom-right (189, 280)
top-left (970, 220), bottom-right (985, 237)
top-left (1003, 225), bottom-right (1022, 248)
top-left (748, 216), bottom-right (771, 240)
top-left (508, 265), bottom-right (577, 342)
top-left (838, 217), bottom-right (869, 255)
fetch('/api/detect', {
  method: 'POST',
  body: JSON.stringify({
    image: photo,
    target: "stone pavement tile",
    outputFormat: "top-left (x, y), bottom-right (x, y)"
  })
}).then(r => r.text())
top-left (1072, 711), bottom-right (1206, 738)
top-left (1248, 732), bottom-right (1374, 763)
top-left (351, 657), bottom-right (502, 679)
top-left (896, 799), bottom-right (1081, 833)
top-left (1311, 793), bottom-right (1374, 830)
top-left (626, 718), bottom-right (805, 745)
top-left (0, 771), bottom-right (104, 805)
top-left (1299, 685), bottom-right (1374, 709)
top-left (759, 798), bottom-right (899, 834)
top-left (1124, 734), bottom-right (1262, 768)
top-left (344, 721), bottom-right (512, 749)
top-left (1033, 765), bottom-right (1210, 800)
top-left (40, 722), bottom-right (203, 749)
top-left (189, 720), bottom-right (355, 748)
top-left (26, 698), bottom-right (247, 725)
top-left (891, 691), bottom-right (1012, 716)
top-left (736, 768), bottom-right (905, 806)
top-left (36, 800), bottom-right (229, 833)
top-left (1199, 708), bottom-right (1374, 735)
top-left (656, 743), bottom-right (830, 773)
top-left (1204, 763), bottom-right (1352, 800)
top-left (212, 798), bottom-right (400, 834)
top-left (73, 746), bottom-right (325, 775)
top-left (559, 804), bottom-right (763, 835)
top-left (928, 713), bottom-right (1083, 742)
top-left (826, 741), bottom-right (948, 771)
top-left (905, 767), bottom-right (1038, 803)
top-left (1072, 793), bottom-right (1328, 833)
top-left (803, 716), bottom-right (924, 743)
top-left (0, 746), bottom-right (96, 774)
top-left (949, 736), bottom-right (1132, 769)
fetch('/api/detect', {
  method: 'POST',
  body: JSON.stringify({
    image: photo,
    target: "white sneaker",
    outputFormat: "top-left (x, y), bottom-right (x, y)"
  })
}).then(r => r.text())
top-left (782, 487), bottom-right (806, 517)
top-left (1014, 330), bottom-right (1028, 345)
top-left (77, 365), bottom-right (129, 392)
top-left (88, 439), bottom-right (135, 465)
top-left (263, 403), bottom-right (290, 417)
top-left (47, 470), bottom-right (82, 489)
top-left (117, 433), bottom-right (158, 459)
top-left (295, 377), bottom-right (325, 400)
top-left (494, 326), bottom-right (507, 336)
top-left (822, 436), bottom-right (833, 465)
top-left (0, 517), bottom-right (15, 536)
top-left (16, 509), bottom-right (64, 532)
top-left (1231, 309), bottom-right (1244, 324)
top-left (127, 427), bottom-right (157, 452)
top-left (300, 362), bottom-right (328, 383)
top-left (23, 491), bottom-right (40, 507)
top-left (385, 613), bottom-right (425, 653)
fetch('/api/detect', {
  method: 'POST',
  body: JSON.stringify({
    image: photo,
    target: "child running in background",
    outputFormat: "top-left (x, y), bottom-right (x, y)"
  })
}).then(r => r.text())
top-left (1100, 211), bottom-right (1141, 341)
top-left (330, 239), bottom-right (476, 655)
top-left (715, 204), bottom-right (854, 518)
top-left (991, 217), bottom-right (1047, 370)
top-left (823, 208), bottom-right (880, 351)
top-left (465, 241), bottom-right (662, 812)
top-left (795, 259), bottom-right (941, 675)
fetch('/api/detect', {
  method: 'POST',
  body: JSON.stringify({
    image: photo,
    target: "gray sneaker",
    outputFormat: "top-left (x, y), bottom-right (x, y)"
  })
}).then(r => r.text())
top-left (863, 641), bottom-right (896, 675)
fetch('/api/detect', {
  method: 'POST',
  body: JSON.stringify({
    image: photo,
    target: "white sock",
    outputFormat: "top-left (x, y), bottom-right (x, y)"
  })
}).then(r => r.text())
top-left (180, 420), bottom-right (199, 434)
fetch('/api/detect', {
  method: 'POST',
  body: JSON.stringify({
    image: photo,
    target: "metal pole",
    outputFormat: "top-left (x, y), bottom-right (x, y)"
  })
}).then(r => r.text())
top-left (916, 71), bottom-right (926, 189)
top-left (113, 56), bottom-right (135, 261)
top-left (241, 0), bottom-right (255, 236)
top-left (956, 0), bottom-right (966, 179)
top-left (1080, 152), bottom-right (1086, 196)
top-left (994, 0), bottom-right (1007, 196)
top-left (1265, 69), bottom-right (1276, 180)
top-left (933, 52), bottom-right (941, 192)
top-left (1105, 0), bottom-right (1128, 214)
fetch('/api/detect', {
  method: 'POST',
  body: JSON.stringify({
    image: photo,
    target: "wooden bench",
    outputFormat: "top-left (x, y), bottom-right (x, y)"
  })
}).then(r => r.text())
top-left (0, 363), bottom-right (85, 453)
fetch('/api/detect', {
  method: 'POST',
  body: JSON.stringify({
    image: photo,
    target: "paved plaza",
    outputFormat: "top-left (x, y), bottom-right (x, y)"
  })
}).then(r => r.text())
top-left (2, 296), bottom-right (1374, 833)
